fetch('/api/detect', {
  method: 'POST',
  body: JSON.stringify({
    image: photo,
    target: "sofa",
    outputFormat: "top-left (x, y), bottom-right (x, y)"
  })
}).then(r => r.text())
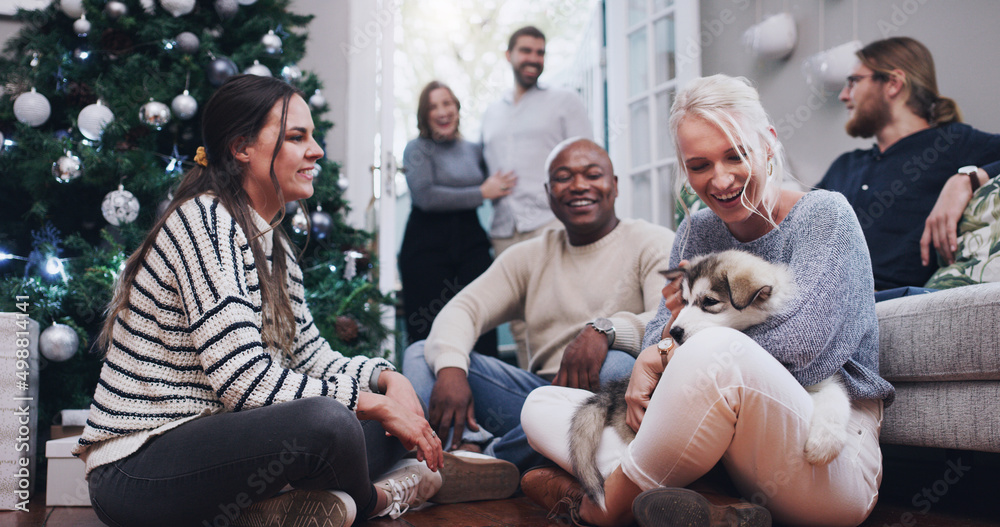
top-left (875, 281), bottom-right (1000, 453)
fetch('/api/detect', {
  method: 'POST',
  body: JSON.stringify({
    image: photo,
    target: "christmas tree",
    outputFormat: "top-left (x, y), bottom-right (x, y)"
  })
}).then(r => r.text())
top-left (0, 0), bottom-right (390, 439)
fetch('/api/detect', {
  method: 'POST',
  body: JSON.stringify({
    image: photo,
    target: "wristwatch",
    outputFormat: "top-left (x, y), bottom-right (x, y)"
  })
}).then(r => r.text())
top-left (657, 337), bottom-right (676, 368)
top-left (958, 165), bottom-right (981, 193)
top-left (587, 317), bottom-right (616, 347)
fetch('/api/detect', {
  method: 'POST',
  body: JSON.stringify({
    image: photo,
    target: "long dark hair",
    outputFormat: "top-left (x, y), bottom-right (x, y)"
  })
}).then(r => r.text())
top-left (857, 37), bottom-right (961, 125)
top-left (99, 75), bottom-right (304, 355)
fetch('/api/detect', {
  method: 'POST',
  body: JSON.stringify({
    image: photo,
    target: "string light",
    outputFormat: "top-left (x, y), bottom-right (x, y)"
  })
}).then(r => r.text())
top-left (45, 256), bottom-right (65, 277)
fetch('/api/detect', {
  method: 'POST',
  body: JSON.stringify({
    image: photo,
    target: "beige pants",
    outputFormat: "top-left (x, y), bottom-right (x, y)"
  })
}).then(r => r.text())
top-left (491, 219), bottom-right (562, 368)
top-left (522, 327), bottom-right (884, 527)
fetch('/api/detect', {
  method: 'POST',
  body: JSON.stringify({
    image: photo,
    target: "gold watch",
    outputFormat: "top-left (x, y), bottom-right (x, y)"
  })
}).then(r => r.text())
top-left (657, 337), bottom-right (675, 367)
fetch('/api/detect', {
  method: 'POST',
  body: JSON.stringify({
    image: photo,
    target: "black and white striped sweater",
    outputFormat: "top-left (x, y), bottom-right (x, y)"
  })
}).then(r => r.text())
top-left (73, 195), bottom-right (392, 473)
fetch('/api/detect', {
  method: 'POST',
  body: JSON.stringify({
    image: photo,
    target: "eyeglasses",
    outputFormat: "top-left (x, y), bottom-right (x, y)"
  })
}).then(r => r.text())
top-left (845, 74), bottom-right (878, 89)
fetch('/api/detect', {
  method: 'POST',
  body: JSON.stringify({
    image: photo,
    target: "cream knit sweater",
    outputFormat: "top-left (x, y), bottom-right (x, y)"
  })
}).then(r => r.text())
top-left (73, 195), bottom-right (392, 474)
top-left (425, 219), bottom-right (674, 377)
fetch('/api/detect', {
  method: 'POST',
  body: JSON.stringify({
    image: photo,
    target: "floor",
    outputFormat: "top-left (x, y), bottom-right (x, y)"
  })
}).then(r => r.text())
top-left (5, 446), bottom-right (998, 526)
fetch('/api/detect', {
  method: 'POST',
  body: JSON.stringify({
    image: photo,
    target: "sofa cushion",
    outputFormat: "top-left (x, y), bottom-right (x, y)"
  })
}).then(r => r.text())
top-left (924, 175), bottom-right (1000, 289)
top-left (876, 282), bottom-right (1000, 382)
top-left (881, 381), bottom-right (1000, 452)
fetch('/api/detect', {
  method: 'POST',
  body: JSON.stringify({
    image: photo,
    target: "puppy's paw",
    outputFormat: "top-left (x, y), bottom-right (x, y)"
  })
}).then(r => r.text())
top-left (804, 424), bottom-right (846, 465)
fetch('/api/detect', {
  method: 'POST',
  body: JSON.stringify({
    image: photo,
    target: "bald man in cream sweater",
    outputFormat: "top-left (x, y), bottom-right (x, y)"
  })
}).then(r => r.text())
top-left (402, 139), bottom-right (674, 472)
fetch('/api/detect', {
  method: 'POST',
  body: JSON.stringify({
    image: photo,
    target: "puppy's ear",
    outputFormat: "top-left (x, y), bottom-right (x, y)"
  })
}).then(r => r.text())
top-left (659, 267), bottom-right (686, 282)
top-left (725, 273), bottom-right (773, 310)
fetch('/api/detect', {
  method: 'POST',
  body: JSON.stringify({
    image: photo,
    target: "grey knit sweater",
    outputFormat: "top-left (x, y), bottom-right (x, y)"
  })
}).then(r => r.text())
top-left (74, 195), bottom-right (393, 473)
top-left (402, 137), bottom-right (487, 212)
top-left (643, 190), bottom-right (895, 404)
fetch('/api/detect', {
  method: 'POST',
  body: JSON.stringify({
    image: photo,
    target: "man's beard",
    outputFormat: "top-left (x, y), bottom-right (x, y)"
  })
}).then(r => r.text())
top-left (513, 63), bottom-right (542, 89)
top-left (845, 94), bottom-right (891, 139)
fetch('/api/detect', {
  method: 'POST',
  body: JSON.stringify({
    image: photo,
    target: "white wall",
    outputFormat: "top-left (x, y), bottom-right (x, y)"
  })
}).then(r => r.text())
top-left (697, 0), bottom-right (1000, 187)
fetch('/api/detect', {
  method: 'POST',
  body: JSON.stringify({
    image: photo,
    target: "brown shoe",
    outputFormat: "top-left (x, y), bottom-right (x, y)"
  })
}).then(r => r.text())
top-left (431, 451), bottom-right (519, 504)
top-left (520, 466), bottom-right (588, 524)
top-left (632, 487), bottom-right (771, 527)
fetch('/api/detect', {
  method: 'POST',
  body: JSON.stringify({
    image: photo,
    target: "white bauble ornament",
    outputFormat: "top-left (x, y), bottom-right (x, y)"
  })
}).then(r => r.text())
top-left (102, 185), bottom-right (140, 225)
top-left (337, 174), bottom-right (349, 191)
top-left (40, 324), bottom-right (79, 362)
top-left (175, 31), bottom-right (200, 54)
top-left (160, 0), bottom-right (195, 17)
top-left (78, 101), bottom-right (115, 141)
top-left (140, 0), bottom-right (157, 14)
top-left (60, 0), bottom-right (85, 18)
top-left (237, 0), bottom-right (256, 4)
top-left (0, 130), bottom-right (4, 152)
top-left (244, 60), bottom-right (271, 77)
top-left (14, 88), bottom-right (51, 127)
top-left (214, 0), bottom-right (238, 19)
top-left (105, 1), bottom-right (128, 20)
top-left (139, 100), bottom-right (172, 130)
top-left (171, 90), bottom-right (198, 120)
top-left (73, 15), bottom-right (91, 37)
top-left (261, 30), bottom-right (282, 53)
top-left (291, 208), bottom-right (308, 234)
top-left (52, 151), bottom-right (83, 183)
top-left (308, 89), bottom-right (326, 109)
top-left (280, 65), bottom-right (302, 83)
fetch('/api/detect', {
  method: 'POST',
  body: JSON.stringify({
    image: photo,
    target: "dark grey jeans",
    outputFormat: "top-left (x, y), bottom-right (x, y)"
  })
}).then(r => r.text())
top-left (87, 397), bottom-right (407, 527)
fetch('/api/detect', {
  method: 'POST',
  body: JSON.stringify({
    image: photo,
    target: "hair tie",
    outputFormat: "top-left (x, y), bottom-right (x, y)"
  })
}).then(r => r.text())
top-left (194, 146), bottom-right (208, 167)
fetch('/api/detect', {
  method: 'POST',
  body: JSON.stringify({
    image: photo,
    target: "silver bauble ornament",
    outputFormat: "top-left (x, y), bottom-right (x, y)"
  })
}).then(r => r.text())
top-left (237, 0), bottom-right (256, 4)
top-left (78, 101), bottom-right (115, 141)
top-left (60, 0), bottom-right (85, 18)
top-left (291, 208), bottom-right (308, 235)
top-left (244, 60), bottom-right (271, 77)
top-left (310, 209), bottom-right (333, 240)
top-left (73, 15), bottom-right (91, 36)
top-left (139, 100), bottom-right (171, 130)
top-left (14, 88), bottom-right (51, 127)
top-left (102, 185), bottom-right (140, 225)
top-left (0, 130), bottom-right (4, 152)
top-left (171, 90), bottom-right (198, 120)
top-left (140, 0), bottom-right (157, 14)
top-left (160, 0), bottom-right (195, 17)
top-left (175, 31), bottom-right (200, 54)
top-left (308, 89), bottom-right (326, 110)
top-left (52, 151), bottom-right (83, 183)
top-left (262, 30), bottom-right (282, 53)
top-left (338, 174), bottom-right (349, 191)
top-left (105, 1), bottom-right (128, 20)
top-left (214, 0), bottom-right (238, 19)
top-left (39, 324), bottom-right (79, 362)
top-left (207, 56), bottom-right (238, 86)
top-left (280, 65), bottom-right (302, 83)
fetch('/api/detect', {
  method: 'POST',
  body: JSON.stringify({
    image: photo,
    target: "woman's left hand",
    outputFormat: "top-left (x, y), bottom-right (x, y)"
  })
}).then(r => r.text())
top-left (379, 370), bottom-right (425, 418)
top-left (624, 344), bottom-right (665, 433)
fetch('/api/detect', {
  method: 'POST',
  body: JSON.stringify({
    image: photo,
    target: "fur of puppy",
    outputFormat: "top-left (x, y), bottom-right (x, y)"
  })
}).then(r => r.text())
top-left (568, 250), bottom-right (851, 507)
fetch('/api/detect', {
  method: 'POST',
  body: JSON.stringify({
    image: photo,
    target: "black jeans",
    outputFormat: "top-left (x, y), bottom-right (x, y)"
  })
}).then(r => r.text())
top-left (87, 397), bottom-right (407, 527)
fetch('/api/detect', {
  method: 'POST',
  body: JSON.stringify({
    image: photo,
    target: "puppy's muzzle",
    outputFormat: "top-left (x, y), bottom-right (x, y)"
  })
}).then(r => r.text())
top-left (669, 326), bottom-right (686, 344)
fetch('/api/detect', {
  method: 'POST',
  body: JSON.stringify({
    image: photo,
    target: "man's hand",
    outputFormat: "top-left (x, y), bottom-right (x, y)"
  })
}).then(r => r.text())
top-left (921, 171), bottom-right (981, 266)
top-left (553, 326), bottom-right (609, 391)
top-left (427, 367), bottom-right (479, 449)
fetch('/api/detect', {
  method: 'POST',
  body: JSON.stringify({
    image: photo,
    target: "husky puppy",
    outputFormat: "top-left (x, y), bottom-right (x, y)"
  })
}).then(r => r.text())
top-left (568, 250), bottom-right (851, 506)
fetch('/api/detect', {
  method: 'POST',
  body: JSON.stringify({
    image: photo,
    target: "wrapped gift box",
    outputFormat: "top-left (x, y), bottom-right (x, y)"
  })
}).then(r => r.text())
top-left (45, 435), bottom-right (90, 506)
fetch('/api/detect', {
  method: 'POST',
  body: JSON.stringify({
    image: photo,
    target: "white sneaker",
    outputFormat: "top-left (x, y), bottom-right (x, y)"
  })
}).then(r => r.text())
top-left (433, 451), bottom-right (520, 504)
top-left (373, 458), bottom-right (443, 519)
top-left (235, 489), bottom-right (356, 527)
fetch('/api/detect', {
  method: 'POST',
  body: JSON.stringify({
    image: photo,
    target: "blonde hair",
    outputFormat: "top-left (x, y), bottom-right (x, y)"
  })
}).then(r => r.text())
top-left (669, 74), bottom-right (788, 231)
